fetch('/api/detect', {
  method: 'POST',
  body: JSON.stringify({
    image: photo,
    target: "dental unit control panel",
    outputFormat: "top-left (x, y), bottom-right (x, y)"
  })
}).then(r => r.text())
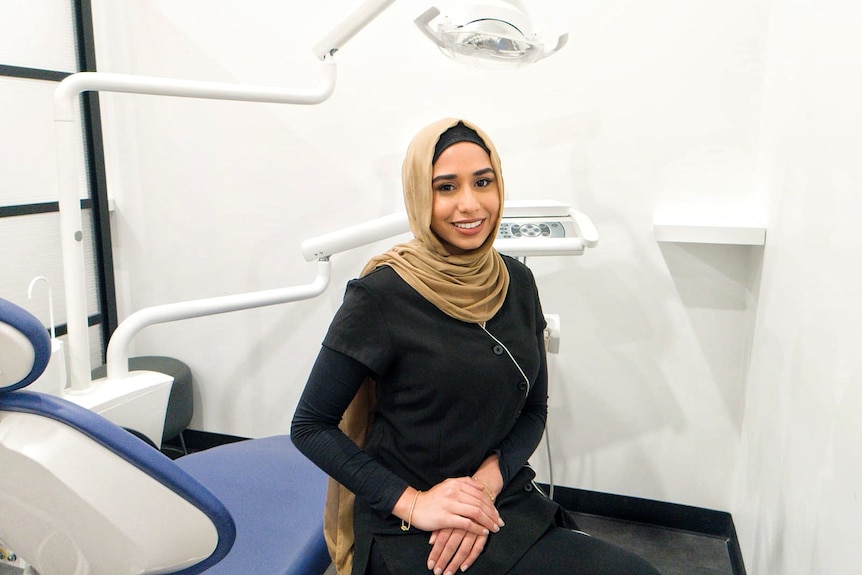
top-left (493, 200), bottom-right (597, 258)
top-left (498, 220), bottom-right (571, 240)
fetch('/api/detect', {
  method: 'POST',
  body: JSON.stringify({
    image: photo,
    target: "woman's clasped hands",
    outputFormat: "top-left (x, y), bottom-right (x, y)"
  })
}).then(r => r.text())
top-left (396, 476), bottom-right (504, 575)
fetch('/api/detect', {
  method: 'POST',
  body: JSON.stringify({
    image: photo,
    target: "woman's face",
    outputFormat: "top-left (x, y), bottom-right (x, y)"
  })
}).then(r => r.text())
top-left (429, 141), bottom-right (500, 255)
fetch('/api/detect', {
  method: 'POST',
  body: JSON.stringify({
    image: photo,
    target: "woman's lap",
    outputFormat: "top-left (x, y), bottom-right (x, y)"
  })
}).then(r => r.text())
top-left (368, 527), bottom-right (661, 575)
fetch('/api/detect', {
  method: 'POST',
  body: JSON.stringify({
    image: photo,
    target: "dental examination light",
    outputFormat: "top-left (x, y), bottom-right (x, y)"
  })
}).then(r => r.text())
top-left (415, 0), bottom-right (568, 68)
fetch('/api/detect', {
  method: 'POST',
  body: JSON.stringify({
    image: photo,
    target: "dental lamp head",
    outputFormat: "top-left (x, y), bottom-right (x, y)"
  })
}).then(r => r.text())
top-left (415, 1), bottom-right (568, 68)
top-left (313, 0), bottom-right (566, 68)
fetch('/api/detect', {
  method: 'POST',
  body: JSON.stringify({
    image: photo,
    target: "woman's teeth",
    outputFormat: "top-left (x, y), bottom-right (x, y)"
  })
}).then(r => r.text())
top-left (454, 220), bottom-right (482, 229)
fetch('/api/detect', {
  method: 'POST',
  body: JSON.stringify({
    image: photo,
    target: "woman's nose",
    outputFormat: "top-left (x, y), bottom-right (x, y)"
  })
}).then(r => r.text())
top-left (458, 186), bottom-right (480, 212)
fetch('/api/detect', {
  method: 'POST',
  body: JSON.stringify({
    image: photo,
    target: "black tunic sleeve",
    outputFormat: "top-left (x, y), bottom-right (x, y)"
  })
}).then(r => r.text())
top-left (290, 345), bottom-right (409, 514)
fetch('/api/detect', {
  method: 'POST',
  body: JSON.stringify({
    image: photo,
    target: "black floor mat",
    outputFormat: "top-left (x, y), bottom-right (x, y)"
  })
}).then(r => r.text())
top-left (572, 512), bottom-right (736, 575)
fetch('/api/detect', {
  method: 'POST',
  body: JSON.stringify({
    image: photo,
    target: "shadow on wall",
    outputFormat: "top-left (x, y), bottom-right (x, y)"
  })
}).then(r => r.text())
top-left (658, 242), bottom-right (765, 431)
top-left (530, 253), bottom-right (688, 496)
top-left (528, 213), bottom-right (763, 498)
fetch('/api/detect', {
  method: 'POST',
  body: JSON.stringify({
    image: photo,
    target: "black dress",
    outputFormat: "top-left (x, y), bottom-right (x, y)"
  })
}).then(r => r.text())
top-left (292, 256), bottom-right (660, 575)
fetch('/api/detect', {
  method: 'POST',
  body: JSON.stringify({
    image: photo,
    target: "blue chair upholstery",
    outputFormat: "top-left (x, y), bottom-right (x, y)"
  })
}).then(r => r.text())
top-left (0, 297), bottom-right (52, 392)
top-left (0, 298), bottom-right (330, 575)
top-left (176, 436), bottom-right (331, 575)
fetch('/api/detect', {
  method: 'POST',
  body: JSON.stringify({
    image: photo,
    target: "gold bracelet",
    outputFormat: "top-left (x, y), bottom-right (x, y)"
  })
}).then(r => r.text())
top-left (473, 477), bottom-right (496, 502)
top-left (401, 489), bottom-right (421, 531)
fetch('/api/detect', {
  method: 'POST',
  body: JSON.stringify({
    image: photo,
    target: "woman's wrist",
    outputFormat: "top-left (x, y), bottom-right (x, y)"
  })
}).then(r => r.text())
top-left (392, 486), bottom-right (421, 521)
top-left (472, 476), bottom-right (497, 502)
top-left (473, 454), bottom-right (504, 498)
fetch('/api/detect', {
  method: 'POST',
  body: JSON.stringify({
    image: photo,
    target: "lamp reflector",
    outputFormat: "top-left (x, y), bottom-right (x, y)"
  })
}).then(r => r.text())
top-left (415, 3), bottom-right (567, 68)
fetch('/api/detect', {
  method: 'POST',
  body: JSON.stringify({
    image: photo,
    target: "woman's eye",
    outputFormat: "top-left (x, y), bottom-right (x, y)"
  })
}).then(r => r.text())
top-left (475, 178), bottom-right (492, 187)
top-left (436, 183), bottom-right (456, 192)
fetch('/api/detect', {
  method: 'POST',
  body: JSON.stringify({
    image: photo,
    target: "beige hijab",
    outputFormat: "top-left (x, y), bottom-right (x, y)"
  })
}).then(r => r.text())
top-left (362, 117), bottom-right (510, 322)
top-left (324, 118), bottom-right (510, 574)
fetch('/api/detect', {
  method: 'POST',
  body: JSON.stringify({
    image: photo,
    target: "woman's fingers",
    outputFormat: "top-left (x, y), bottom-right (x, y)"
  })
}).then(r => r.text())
top-left (456, 532), bottom-right (486, 573)
top-left (427, 528), bottom-right (457, 573)
top-left (428, 529), bottom-right (487, 575)
top-left (416, 478), bottom-right (500, 574)
top-left (408, 477), bottom-right (504, 535)
top-left (443, 478), bottom-right (503, 528)
top-left (455, 479), bottom-right (504, 531)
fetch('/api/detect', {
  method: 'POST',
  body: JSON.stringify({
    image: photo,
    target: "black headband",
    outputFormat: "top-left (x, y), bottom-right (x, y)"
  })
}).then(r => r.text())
top-left (433, 122), bottom-right (491, 164)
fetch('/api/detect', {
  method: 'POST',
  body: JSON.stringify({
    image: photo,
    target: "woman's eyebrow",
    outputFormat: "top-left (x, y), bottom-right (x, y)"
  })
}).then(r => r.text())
top-left (431, 167), bottom-right (495, 184)
top-left (432, 173), bottom-right (456, 184)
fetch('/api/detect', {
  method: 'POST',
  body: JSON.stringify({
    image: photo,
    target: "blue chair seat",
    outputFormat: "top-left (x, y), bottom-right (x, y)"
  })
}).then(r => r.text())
top-left (175, 435), bottom-right (331, 575)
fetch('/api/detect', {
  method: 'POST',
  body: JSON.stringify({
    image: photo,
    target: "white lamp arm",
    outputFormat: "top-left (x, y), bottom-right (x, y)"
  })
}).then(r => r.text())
top-left (54, 63), bottom-right (337, 121)
top-left (413, 6), bottom-right (443, 44)
top-left (539, 33), bottom-right (569, 62)
top-left (314, 0), bottom-right (398, 59)
top-left (105, 261), bottom-right (331, 381)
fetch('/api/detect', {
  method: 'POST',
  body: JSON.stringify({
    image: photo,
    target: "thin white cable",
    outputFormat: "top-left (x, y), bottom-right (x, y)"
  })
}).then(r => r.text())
top-left (544, 367), bottom-right (555, 500)
top-left (522, 255), bottom-right (555, 499)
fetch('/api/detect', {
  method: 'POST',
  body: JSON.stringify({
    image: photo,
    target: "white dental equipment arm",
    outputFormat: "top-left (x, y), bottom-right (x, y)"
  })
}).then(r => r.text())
top-left (314, 0), bottom-right (397, 59)
top-left (301, 211), bottom-right (411, 261)
top-left (56, 0), bottom-right (397, 391)
top-left (104, 263), bottom-right (332, 382)
top-left (105, 201), bottom-right (596, 382)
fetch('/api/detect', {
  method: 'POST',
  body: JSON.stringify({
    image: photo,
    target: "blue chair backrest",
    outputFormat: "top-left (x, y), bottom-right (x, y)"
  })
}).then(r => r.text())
top-left (0, 297), bottom-right (236, 575)
top-left (0, 297), bottom-right (52, 392)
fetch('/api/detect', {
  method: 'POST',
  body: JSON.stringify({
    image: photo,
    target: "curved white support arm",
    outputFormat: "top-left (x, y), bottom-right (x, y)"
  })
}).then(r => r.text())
top-left (314, 0), bottom-right (397, 59)
top-left (302, 211), bottom-right (409, 261)
top-left (105, 260), bottom-right (331, 382)
top-left (54, 61), bottom-right (336, 120)
top-left (55, 61), bottom-right (337, 392)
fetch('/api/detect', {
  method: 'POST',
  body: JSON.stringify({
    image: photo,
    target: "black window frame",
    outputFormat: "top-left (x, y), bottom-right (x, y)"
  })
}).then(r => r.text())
top-left (0, 0), bottom-right (116, 356)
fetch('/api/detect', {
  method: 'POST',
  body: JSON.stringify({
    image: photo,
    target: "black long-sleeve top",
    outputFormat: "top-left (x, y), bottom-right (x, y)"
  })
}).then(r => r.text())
top-left (291, 255), bottom-right (560, 575)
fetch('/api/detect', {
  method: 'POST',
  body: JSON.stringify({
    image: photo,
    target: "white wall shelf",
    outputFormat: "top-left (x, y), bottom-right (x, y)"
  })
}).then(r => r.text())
top-left (653, 215), bottom-right (766, 245)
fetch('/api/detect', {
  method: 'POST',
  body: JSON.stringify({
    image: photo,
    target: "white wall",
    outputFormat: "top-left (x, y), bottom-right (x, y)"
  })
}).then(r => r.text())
top-left (84, 2), bottom-right (862, 572)
top-left (91, 0), bottom-right (766, 507)
top-left (733, 2), bottom-right (862, 575)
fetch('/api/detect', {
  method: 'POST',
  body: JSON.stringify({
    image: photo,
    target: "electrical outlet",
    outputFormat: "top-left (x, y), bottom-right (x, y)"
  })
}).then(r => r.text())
top-left (543, 313), bottom-right (560, 354)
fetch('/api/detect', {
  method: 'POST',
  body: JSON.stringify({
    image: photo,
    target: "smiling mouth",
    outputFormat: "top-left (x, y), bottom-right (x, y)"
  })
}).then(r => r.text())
top-left (453, 220), bottom-right (484, 230)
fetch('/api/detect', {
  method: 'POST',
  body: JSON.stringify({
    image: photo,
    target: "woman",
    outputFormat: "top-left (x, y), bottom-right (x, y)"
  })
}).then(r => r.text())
top-left (291, 118), bottom-right (660, 575)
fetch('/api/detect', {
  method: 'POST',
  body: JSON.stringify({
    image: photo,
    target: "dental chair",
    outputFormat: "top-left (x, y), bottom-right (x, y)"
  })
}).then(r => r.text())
top-left (0, 297), bottom-right (331, 575)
